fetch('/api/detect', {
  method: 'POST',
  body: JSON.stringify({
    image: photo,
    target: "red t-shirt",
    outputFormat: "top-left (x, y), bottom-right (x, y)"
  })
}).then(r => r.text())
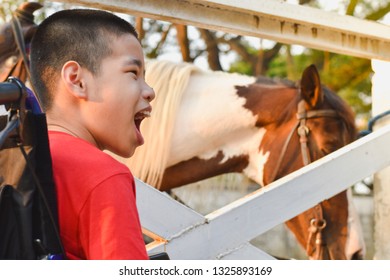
top-left (48, 131), bottom-right (148, 260)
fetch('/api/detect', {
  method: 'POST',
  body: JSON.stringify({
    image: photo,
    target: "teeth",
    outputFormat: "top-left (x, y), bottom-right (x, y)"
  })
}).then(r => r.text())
top-left (135, 111), bottom-right (151, 120)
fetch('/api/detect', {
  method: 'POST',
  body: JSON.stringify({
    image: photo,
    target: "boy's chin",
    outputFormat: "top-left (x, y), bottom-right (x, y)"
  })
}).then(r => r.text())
top-left (117, 149), bottom-right (135, 159)
top-left (107, 146), bottom-right (136, 159)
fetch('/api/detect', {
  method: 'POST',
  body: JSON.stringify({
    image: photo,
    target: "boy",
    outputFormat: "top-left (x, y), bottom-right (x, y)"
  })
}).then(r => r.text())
top-left (30, 9), bottom-right (155, 259)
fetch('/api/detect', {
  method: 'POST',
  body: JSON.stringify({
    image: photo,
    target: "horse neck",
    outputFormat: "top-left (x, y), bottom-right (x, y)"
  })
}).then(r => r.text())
top-left (167, 71), bottom-right (258, 164)
top-left (165, 80), bottom-right (300, 188)
top-left (238, 84), bottom-right (299, 127)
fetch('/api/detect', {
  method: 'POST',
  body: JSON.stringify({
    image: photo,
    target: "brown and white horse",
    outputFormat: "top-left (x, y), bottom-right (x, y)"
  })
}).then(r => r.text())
top-left (118, 59), bottom-right (365, 260)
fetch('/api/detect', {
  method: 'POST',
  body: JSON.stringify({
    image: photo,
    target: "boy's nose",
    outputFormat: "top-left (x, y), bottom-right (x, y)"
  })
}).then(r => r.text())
top-left (144, 84), bottom-right (155, 102)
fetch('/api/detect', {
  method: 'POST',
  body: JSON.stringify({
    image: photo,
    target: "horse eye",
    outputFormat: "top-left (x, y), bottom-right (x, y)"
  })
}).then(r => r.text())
top-left (321, 141), bottom-right (341, 154)
top-left (320, 148), bottom-right (332, 155)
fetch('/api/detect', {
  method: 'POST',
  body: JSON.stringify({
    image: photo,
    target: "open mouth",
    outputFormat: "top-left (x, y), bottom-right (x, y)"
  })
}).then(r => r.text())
top-left (134, 110), bottom-right (151, 131)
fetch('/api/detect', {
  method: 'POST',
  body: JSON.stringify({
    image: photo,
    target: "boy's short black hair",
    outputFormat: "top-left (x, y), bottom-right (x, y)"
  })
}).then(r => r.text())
top-left (30, 9), bottom-right (138, 111)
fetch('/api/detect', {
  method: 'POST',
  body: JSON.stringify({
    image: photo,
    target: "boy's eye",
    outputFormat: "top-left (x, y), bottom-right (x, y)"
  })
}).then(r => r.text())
top-left (127, 70), bottom-right (138, 77)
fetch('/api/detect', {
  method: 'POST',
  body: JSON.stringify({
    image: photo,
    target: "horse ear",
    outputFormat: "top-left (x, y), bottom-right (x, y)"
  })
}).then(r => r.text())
top-left (300, 64), bottom-right (323, 108)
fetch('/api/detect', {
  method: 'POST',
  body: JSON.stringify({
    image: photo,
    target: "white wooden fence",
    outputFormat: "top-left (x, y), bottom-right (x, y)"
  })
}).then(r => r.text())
top-left (56, 0), bottom-right (390, 60)
top-left (136, 125), bottom-right (390, 259)
top-left (53, 0), bottom-right (390, 259)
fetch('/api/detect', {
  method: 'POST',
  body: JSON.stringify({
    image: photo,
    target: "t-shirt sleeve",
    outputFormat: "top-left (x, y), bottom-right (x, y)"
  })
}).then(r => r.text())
top-left (78, 173), bottom-right (148, 260)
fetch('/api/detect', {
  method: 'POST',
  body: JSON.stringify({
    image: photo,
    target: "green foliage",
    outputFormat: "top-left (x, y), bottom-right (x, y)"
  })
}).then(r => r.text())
top-left (320, 53), bottom-right (372, 120)
top-left (228, 60), bottom-right (252, 76)
top-left (266, 54), bottom-right (288, 78)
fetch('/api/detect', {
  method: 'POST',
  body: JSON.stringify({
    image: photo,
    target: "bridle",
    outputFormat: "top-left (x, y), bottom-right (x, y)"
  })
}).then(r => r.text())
top-left (269, 99), bottom-right (340, 182)
top-left (269, 97), bottom-right (340, 259)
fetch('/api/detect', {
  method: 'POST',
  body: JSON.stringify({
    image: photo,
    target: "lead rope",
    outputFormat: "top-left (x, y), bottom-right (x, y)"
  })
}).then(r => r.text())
top-left (306, 205), bottom-right (329, 259)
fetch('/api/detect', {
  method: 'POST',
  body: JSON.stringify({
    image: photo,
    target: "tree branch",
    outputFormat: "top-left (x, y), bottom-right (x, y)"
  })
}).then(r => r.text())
top-left (198, 28), bottom-right (223, 71)
top-left (175, 24), bottom-right (193, 62)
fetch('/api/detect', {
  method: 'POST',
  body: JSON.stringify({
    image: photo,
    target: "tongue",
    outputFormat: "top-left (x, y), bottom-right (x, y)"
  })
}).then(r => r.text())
top-left (135, 121), bottom-right (144, 145)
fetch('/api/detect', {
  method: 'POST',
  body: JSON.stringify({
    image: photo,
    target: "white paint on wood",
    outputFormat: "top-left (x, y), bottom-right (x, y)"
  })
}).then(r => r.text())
top-left (135, 178), bottom-right (205, 240)
top-left (218, 242), bottom-right (275, 260)
top-left (54, 0), bottom-right (390, 60)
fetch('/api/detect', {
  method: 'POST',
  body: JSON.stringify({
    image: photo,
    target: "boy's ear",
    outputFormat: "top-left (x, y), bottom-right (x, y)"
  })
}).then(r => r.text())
top-left (61, 61), bottom-right (88, 99)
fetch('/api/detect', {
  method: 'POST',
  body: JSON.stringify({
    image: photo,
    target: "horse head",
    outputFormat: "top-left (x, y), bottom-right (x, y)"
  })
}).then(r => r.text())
top-left (255, 65), bottom-right (363, 259)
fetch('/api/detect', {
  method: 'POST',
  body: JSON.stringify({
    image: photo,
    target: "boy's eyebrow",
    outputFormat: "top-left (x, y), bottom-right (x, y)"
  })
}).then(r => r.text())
top-left (124, 58), bottom-right (146, 75)
top-left (124, 58), bottom-right (142, 68)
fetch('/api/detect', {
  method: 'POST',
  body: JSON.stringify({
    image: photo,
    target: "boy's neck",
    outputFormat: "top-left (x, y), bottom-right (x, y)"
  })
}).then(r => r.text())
top-left (47, 123), bottom-right (80, 138)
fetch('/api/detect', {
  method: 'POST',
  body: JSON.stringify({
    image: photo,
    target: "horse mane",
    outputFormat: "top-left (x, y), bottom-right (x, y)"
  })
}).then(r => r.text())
top-left (126, 59), bottom-right (200, 188)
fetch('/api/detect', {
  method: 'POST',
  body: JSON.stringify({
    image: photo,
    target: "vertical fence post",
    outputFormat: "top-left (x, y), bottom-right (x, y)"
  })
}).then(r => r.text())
top-left (371, 59), bottom-right (390, 259)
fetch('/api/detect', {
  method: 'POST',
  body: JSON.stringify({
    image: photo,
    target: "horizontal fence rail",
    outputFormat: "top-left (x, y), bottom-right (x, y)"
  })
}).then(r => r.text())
top-left (54, 0), bottom-right (390, 60)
